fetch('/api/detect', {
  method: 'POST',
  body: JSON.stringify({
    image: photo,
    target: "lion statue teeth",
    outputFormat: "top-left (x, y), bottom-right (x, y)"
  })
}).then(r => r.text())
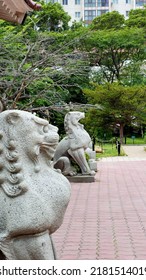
top-left (0, 110), bottom-right (71, 260)
top-left (53, 111), bottom-right (96, 176)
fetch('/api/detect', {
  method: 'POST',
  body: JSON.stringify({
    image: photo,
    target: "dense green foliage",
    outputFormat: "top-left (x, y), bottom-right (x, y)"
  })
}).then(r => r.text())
top-left (31, 2), bottom-right (71, 31)
top-left (1, 5), bottom-right (146, 141)
top-left (0, 4), bottom-right (89, 113)
top-left (83, 83), bottom-right (146, 142)
top-left (125, 7), bottom-right (146, 29)
top-left (76, 27), bottom-right (146, 83)
top-left (92, 11), bottom-right (125, 30)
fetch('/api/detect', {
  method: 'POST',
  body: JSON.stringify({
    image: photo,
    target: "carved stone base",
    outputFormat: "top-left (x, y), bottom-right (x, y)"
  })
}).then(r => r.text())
top-left (66, 174), bottom-right (95, 183)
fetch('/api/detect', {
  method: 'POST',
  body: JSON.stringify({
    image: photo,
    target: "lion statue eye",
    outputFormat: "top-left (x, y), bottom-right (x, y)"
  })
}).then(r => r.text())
top-left (43, 126), bottom-right (49, 133)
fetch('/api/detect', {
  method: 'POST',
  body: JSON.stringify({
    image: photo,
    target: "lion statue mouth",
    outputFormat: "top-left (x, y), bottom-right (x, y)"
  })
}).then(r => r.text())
top-left (41, 140), bottom-right (59, 150)
top-left (40, 141), bottom-right (59, 160)
top-left (41, 142), bottom-right (58, 147)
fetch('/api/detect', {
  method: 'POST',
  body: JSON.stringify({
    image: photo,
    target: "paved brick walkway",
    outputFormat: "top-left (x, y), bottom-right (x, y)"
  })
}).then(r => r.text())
top-left (53, 150), bottom-right (146, 260)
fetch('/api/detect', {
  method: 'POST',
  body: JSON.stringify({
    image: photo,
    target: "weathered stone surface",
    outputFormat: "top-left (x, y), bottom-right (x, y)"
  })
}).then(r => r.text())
top-left (88, 159), bottom-right (98, 172)
top-left (66, 174), bottom-right (95, 183)
top-left (0, 110), bottom-right (71, 260)
top-left (86, 148), bottom-right (97, 172)
top-left (86, 148), bottom-right (96, 160)
top-left (53, 111), bottom-right (96, 176)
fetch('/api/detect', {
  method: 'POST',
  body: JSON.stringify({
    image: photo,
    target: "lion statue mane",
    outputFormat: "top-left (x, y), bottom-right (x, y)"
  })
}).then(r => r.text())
top-left (0, 110), bottom-right (71, 260)
top-left (53, 111), bottom-right (95, 176)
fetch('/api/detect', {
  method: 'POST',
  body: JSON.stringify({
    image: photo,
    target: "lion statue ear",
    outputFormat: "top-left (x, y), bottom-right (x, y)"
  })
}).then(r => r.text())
top-left (6, 112), bottom-right (20, 125)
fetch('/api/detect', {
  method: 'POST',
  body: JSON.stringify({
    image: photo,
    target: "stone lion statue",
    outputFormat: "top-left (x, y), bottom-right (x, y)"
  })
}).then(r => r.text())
top-left (53, 111), bottom-right (95, 176)
top-left (0, 110), bottom-right (71, 260)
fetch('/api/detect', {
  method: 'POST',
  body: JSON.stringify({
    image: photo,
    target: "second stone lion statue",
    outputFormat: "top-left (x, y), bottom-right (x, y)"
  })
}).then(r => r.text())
top-left (0, 110), bottom-right (71, 260)
top-left (53, 111), bottom-right (95, 176)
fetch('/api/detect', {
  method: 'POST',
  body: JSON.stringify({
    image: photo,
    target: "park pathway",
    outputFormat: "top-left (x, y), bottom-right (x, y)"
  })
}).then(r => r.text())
top-left (123, 145), bottom-right (146, 158)
top-left (53, 145), bottom-right (146, 259)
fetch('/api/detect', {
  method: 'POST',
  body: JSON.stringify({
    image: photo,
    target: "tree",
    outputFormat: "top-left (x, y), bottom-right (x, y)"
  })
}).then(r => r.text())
top-left (91, 11), bottom-right (125, 30)
top-left (118, 60), bottom-right (146, 86)
top-left (77, 27), bottom-right (146, 83)
top-left (83, 83), bottom-right (146, 143)
top-left (71, 20), bottom-right (84, 31)
top-left (31, 2), bottom-right (71, 31)
top-left (125, 8), bottom-right (146, 29)
top-left (0, 20), bottom-right (89, 114)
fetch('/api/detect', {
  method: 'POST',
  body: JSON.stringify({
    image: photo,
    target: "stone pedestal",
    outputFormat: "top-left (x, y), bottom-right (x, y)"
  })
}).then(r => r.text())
top-left (66, 174), bottom-right (95, 183)
top-left (88, 159), bottom-right (97, 172)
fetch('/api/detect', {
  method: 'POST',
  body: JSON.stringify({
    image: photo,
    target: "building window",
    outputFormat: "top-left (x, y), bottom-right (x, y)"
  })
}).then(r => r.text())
top-left (97, 9), bottom-right (109, 15)
top-left (112, 0), bottom-right (118, 3)
top-left (75, 11), bottom-right (81, 17)
top-left (84, 10), bottom-right (96, 20)
top-left (136, 0), bottom-right (146, 6)
top-left (75, 0), bottom-right (80, 4)
top-left (126, 10), bottom-right (129, 16)
top-left (126, 0), bottom-right (131, 3)
top-left (97, 0), bottom-right (109, 7)
top-left (84, 0), bottom-right (96, 7)
top-left (62, 0), bottom-right (68, 4)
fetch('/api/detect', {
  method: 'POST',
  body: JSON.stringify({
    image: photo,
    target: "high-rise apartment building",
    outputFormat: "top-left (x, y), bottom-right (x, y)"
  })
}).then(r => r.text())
top-left (45, 0), bottom-right (146, 25)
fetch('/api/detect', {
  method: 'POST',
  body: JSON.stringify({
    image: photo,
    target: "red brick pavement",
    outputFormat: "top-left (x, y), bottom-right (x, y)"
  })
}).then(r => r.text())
top-left (53, 158), bottom-right (146, 260)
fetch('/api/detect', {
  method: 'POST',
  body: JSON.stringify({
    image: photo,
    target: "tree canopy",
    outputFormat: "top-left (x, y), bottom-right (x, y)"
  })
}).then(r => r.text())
top-left (30, 2), bottom-right (71, 31)
top-left (0, 19), bottom-right (89, 113)
top-left (125, 7), bottom-right (146, 29)
top-left (92, 11), bottom-right (125, 30)
top-left (1, 6), bottom-right (146, 141)
top-left (77, 27), bottom-right (146, 83)
top-left (83, 83), bottom-right (146, 142)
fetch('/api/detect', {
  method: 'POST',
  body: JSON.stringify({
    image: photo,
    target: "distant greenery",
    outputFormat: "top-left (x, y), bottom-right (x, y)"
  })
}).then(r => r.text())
top-left (92, 11), bottom-right (125, 30)
top-left (125, 137), bottom-right (146, 144)
top-left (84, 84), bottom-right (146, 144)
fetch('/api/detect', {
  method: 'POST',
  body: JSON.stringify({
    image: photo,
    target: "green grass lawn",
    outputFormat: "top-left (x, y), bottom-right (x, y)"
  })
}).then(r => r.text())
top-left (125, 137), bottom-right (146, 145)
top-left (95, 137), bottom-right (146, 158)
top-left (95, 143), bottom-right (126, 158)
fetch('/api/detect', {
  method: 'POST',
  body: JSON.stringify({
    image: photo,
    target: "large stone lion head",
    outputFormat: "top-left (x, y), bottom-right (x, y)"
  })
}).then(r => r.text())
top-left (0, 110), bottom-right (59, 197)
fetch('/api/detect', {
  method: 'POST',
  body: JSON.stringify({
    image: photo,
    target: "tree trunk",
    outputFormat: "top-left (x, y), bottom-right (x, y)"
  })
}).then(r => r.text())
top-left (119, 123), bottom-right (124, 144)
